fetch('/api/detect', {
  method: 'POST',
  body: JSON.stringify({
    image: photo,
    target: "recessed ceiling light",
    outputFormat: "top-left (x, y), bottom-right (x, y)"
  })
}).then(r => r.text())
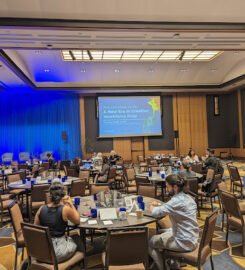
top-left (80, 69), bottom-right (86, 73)
top-left (44, 69), bottom-right (50, 72)
top-left (114, 69), bottom-right (120, 73)
top-left (148, 68), bottom-right (154, 73)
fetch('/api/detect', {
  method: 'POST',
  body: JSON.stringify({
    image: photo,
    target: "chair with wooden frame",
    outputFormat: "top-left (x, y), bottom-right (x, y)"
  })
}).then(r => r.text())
top-left (21, 222), bottom-right (85, 270)
top-left (163, 211), bottom-right (218, 270)
top-left (102, 226), bottom-right (149, 270)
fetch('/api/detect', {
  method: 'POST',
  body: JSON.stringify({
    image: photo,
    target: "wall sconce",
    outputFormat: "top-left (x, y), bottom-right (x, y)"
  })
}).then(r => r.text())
top-left (214, 96), bottom-right (220, 116)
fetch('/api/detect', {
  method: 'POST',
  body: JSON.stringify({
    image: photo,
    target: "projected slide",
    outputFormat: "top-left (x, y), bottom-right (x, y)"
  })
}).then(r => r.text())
top-left (98, 96), bottom-right (162, 137)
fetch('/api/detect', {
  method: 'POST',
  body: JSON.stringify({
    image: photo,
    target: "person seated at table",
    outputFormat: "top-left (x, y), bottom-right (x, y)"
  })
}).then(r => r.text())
top-left (96, 156), bottom-right (110, 183)
top-left (149, 174), bottom-right (199, 270)
top-left (203, 148), bottom-right (217, 170)
top-left (73, 157), bottom-right (82, 166)
top-left (93, 152), bottom-right (103, 167)
top-left (184, 149), bottom-right (199, 163)
top-left (34, 181), bottom-right (83, 263)
top-left (47, 153), bottom-right (55, 169)
top-left (108, 150), bottom-right (120, 166)
top-left (178, 161), bottom-right (197, 179)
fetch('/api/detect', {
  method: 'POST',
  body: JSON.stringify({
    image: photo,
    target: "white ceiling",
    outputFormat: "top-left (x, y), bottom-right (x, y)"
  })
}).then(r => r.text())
top-left (0, 0), bottom-right (245, 22)
top-left (3, 49), bottom-right (245, 87)
top-left (1, 1), bottom-right (245, 92)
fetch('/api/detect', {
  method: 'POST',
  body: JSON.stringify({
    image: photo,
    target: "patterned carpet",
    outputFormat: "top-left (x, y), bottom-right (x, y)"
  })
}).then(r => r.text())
top-left (0, 160), bottom-right (245, 270)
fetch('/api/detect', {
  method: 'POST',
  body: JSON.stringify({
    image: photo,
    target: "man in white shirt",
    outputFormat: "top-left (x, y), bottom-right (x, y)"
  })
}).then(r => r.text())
top-left (149, 174), bottom-right (199, 270)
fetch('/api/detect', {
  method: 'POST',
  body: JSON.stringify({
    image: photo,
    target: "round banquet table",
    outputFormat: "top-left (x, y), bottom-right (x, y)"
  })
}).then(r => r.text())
top-left (68, 195), bottom-right (163, 250)
top-left (8, 177), bottom-right (80, 220)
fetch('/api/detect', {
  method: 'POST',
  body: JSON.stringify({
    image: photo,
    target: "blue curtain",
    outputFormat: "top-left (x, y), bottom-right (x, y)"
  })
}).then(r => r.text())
top-left (0, 91), bottom-right (82, 161)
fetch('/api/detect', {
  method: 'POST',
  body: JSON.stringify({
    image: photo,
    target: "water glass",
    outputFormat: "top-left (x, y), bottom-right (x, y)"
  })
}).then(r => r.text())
top-left (91, 208), bottom-right (97, 218)
top-left (74, 197), bottom-right (81, 205)
top-left (137, 195), bottom-right (143, 204)
top-left (161, 173), bottom-right (165, 179)
top-left (93, 193), bottom-right (97, 201)
top-left (31, 180), bottom-right (35, 185)
top-left (22, 179), bottom-right (26, 184)
top-left (148, 171), bottom-right (152, 177)
top-left (138, 201), bottom-right (145, 210)
top-left (62, 177), bottom-right (66, 183)
top-left (48, 179), bottom-right (52, 183)
top-left (156, 169), bottom-right (160, 174)
top-left (58, 174), bottom-right (61, 179)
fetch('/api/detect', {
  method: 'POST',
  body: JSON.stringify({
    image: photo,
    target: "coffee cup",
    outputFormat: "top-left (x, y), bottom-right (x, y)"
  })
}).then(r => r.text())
top-left (136, 209), bottom-right (143, 219)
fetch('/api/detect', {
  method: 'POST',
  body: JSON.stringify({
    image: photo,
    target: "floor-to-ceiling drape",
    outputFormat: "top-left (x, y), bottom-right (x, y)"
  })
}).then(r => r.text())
top-left (0, 91), bottom-right (81, 161)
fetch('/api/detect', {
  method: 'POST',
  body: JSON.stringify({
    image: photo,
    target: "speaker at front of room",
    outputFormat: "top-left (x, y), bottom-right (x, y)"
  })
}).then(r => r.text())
top-left (62, 131), bottom-right (68, 142)
top-left (174, 130), bottom-right (179, 139)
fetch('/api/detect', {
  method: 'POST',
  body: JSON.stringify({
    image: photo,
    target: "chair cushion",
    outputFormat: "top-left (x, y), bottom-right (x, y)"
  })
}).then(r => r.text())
top-left (233, 181), bottom-right (242, 187)
top-left (31, 251), bottom-right (84, 270)
top-left (165, 245), bottom-right (211, 265)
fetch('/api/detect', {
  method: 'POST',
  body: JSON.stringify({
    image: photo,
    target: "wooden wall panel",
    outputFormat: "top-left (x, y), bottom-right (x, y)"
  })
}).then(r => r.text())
top-left (176, 94), bottom-right (192, 155)
top-left (131, 137), bottom-right (144, 162)
top-left (189, 95), bottom-right (208, 155)
top-left (113, 138), bottom-right (132, 161)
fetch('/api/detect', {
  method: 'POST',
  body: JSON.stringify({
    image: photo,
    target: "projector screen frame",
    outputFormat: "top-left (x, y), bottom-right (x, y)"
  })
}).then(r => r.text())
top-left (96, 95), bottom-right (163, 139)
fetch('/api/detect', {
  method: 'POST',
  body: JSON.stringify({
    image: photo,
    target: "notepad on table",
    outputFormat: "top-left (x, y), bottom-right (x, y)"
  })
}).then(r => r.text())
top-left (99, 208), bottom-right (118, 220)
top-left (103, 220), bottom-right (113, 225)
top-left (88, 220), bottom-right (97, 225)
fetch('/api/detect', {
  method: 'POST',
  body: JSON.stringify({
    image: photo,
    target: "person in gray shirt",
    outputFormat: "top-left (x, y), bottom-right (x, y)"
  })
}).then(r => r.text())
top-left (178, 161), bottom-right (197, 180)
top-left (149, 174), bottom-right (199, 270)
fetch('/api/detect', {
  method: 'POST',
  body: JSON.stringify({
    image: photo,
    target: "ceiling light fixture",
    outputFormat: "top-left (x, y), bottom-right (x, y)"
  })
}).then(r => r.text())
top-left (61, 50), bottom-right (222, 62)
top-left (44, 69), bottom-right (50, 72)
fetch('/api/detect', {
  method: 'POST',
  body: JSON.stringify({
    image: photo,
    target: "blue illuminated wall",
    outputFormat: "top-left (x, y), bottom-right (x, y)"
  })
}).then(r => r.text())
top-left (0, 91), bottom-right (82, 161)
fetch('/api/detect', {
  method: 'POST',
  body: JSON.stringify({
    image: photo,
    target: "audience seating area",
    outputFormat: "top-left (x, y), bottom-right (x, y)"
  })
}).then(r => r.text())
top-left (0, 155), bottom-right (245, 270)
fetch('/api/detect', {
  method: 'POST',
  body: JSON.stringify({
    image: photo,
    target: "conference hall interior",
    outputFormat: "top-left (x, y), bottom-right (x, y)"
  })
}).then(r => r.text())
top-left (0, 1), bottom-right (245, 270)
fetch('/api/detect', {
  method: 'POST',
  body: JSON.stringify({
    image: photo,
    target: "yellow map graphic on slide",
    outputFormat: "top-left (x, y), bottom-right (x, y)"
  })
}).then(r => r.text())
top-left (143, 98), bottom-right (160, 133)
top-left (148, 98), bottom-right (160, 116)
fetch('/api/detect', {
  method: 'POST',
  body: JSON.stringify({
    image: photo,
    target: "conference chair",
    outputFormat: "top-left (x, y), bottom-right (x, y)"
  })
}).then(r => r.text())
top-left (124, 168), bottom-right (137, 193)
top-left (220, 191), bottom-right (245, 257)
top-left (7, 173), bottom-right (25, 199)
top-left (90, 184), bottom-right (110, 195)
top-left (198, 173), bottom-right (222, 211)
top-left (102, 227), bottom-right (148, 270)
top-left (162, 211), bottom-right (218, 270)
top-left (19, 152), bottom-right (30, 163)
top-left (30, 184), bottom-right (49, 219)
top-left (69, 179), bottom-right (86, 198)
top-left (184, 177), bottom-right (200, 217)
top-left (191, 163), bottom-right (203, 174)
top-left (137, 183), bottom-right (157, 199)
top-left (0, 194), bottom-right (14, 227)
top-left (227, 164), bottom-right (244, 199)
top-left (2, 152), bottom-right (13, 163)
top-left (40, 151), bottom-right (53, 161)
top-left (21, 222), bottom-right (85, 270)
top-left (8, 201), bottom-right (25, 270)
top-left (137, 155), bottom-right (148, 172)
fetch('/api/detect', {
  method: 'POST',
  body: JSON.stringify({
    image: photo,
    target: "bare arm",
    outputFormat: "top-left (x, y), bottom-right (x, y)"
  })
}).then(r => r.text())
top-left (34, 206), bottom-right (44, 225)
top-left (62, 197), bottom-right (80, 225)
